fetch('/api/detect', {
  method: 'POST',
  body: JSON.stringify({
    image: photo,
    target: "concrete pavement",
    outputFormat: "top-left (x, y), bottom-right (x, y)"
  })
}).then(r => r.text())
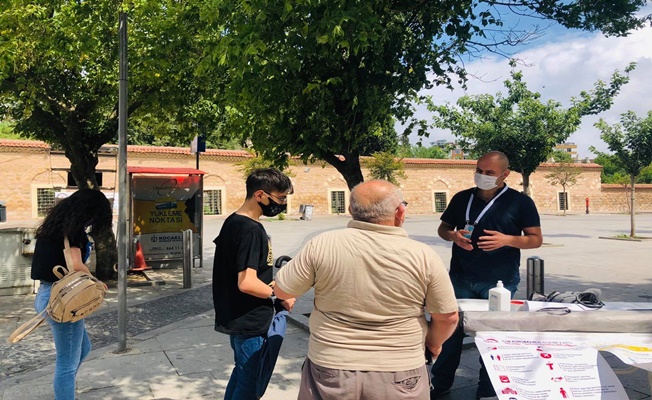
top-left (1, 212), bottom-right (651, 399)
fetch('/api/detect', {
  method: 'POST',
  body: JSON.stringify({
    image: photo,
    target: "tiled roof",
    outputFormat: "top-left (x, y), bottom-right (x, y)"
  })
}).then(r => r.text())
top-left (0, 140), bottom-right (252, 158)
top-left (0, 139), bottom-right (49, 149)
top-left (402, 159), bottom-right (602, 169)
top-left (538, 162), bottom-right (602, 169)
top-left (0, 140), bottom-right (604, 168)
top-left (127, 145), bottom-right (251, 158)
top-left (403, 158), bottom-right (475, 166)
top-left (603, 183), bottom-right (652, 189)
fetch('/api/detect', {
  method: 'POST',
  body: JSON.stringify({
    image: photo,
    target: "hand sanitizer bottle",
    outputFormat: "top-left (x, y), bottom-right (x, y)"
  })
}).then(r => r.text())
top-left (488, 280), bottom-right (511, 311)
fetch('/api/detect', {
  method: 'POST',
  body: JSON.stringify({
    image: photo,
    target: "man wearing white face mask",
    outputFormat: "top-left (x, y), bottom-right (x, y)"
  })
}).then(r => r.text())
top-left (430, 151), bottom-right (543, 400)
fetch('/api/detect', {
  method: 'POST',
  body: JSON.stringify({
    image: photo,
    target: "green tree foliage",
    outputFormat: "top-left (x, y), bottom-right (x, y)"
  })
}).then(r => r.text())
top-left (551, 149), bottom-right (574, 163)
top-left (639, 164), bottom-right (652, 184)
top-left (0, 1), bottom-right (224, 189)
top-left (0, 1), bottom-right (223, 279)
top-left (399, 143), bottom-right (449, 159)
top-left (428, 60), bottom-right (634, 196)
top-left (237, 150), bottom-right (294, 180)
top-left (592, 110), bottom-right (652, 236)
top-left (0, 120), bottom-right (18, 138)
top-left (594, 153), bottom-right (652, 184)
top-left (364, 152), bottom-right (407, 185)
top-left (544, 162), bottom-right (582, 215)
top-left (200, 1), bottom-right (649, 190)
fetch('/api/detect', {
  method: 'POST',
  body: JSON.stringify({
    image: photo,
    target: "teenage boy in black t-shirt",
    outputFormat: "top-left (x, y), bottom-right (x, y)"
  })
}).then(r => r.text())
top-left (212, 168), bottom-right (295, 400)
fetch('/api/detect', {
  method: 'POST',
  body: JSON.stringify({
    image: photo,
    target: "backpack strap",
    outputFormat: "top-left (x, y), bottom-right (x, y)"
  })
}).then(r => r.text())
top-left (52, 265), bottom-right (70, 280)
top-left (53, 237), bottom-right (74, 279)
top-left (7, 310), bottom-right (47, 343)
top-left (63, 237), bottom-right (74, 271)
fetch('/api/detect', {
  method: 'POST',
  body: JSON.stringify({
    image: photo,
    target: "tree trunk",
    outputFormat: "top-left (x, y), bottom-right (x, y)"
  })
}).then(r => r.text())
top-left (65, 142), bottom-right (100, 190)
top-left (630, 174), bottom-right (636, 237)
top-left (323, 151), bottom-right (365, 190)
top-left (64, 139), bottom-right (118, 281)
top-left (522, 173), bottom-right (531, 197)
top-left (93, 228), bottom-right (118, 281)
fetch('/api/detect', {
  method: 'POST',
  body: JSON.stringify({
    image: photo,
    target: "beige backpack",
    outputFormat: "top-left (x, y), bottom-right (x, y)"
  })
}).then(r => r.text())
top-left (8, 238), bottom-right (106, 343)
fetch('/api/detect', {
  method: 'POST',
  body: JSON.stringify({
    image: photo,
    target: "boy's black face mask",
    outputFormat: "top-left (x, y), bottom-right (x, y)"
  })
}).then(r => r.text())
top-left (259, 198), bottom-right (286, 217)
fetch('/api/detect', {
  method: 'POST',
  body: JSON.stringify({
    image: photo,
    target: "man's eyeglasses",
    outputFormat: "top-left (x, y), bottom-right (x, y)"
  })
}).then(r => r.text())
top-left (264, 192), bottom-right (288, 204)
top-left (397, 200), bottom-right (408, 209)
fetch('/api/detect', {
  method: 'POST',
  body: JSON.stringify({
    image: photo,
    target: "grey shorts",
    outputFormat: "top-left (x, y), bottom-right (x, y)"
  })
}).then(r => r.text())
top-left (298, 357), bottom-right (429, 400)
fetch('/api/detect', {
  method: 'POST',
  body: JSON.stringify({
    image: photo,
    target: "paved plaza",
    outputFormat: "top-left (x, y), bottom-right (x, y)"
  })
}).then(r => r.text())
top-left (1, 212), bottom-right (651, 399)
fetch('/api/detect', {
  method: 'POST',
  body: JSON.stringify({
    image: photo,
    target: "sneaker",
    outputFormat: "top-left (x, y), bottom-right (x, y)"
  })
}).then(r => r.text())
top-left (430, 388), bottom-right (451, 399)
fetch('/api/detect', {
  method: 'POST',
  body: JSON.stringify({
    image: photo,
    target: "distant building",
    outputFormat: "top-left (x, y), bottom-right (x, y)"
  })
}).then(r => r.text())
top-left (555, 142), bottom-right (579, 160)
top-left (449, 143), bottom-right (472, 160)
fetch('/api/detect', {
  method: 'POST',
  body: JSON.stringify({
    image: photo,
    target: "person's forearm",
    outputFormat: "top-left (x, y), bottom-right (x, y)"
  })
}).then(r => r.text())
top-left (240, 281), bottom-right (274, 299)
top-left (238, 270), bottom-right (275, 299)
top-left (427, 312), bottom-right (459, 347)
top-left (507, 234), bottom-right (543, 249)
top-left (69, 247), bottom-right (91, 274)
top-left (438, 226), bottom-right (455, 242)
top-left (74, 264), bottom-right (92, 274)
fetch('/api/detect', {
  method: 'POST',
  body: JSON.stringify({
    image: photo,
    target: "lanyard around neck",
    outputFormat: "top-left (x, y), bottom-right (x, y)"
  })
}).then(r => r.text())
top-left (465, 184), bottom-right (509, 225)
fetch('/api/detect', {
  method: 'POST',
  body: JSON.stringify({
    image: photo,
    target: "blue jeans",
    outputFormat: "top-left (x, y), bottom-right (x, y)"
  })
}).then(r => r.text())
top-left (225, 334), bottom-right (265, 400)
top-left (35, 282), bottom-right (91, 400)
top-left (430, 276), bottom-right (518, 399)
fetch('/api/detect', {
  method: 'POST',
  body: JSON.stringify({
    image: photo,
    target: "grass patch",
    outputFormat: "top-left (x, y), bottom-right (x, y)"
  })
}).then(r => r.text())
top-left (599, 234), bottom-right (643, 242)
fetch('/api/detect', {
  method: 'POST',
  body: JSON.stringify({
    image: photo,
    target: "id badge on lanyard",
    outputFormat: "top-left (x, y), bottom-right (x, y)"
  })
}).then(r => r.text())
top-left (464, 185), bottom-right (509, 239)
top-left (463, 223), bottom-right (475, 239)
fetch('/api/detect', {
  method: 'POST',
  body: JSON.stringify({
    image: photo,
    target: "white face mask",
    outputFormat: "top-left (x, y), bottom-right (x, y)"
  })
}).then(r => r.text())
top-left (474, 172), bottom-right (504, 190)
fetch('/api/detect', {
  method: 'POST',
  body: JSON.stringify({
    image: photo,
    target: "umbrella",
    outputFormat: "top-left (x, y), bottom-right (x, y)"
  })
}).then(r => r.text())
top-left (256, 309), bottom-right (289, 398)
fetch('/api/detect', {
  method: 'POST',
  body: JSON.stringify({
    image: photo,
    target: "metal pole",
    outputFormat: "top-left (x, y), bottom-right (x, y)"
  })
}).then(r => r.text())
top-left (182, 229), bottom-right (193, 288)
top-left (117, 12), bottom-right (129, 353)
top-left (197, 175), bottom-right (203, 268)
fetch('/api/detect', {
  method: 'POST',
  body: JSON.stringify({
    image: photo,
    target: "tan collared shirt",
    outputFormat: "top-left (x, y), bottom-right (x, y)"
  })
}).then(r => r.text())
top-left (276, 220), bottom-right (458, 371)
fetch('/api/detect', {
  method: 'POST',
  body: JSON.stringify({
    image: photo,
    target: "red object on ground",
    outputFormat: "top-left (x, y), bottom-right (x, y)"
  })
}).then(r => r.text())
top-left (130, 241), bottom-right (152, 271)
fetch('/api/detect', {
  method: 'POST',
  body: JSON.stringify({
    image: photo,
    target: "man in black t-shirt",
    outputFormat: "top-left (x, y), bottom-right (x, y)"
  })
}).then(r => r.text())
top-left (430, 151), bottom-right (543, 400)
top-left (212, 168), bottom-right (295, 400)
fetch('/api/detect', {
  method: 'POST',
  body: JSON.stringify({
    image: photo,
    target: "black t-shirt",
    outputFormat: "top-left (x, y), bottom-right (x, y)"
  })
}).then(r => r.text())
top-left (31, 233), bottom-right (89, 283)
top-left (212, 213), bottom-right (274, 336)
top-left (441, 186), bottom-right (541, 286)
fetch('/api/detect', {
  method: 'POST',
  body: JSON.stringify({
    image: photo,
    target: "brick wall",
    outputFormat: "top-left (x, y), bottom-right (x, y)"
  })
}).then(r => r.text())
top-left (1, 139), bottom-right (650, 221)
top-left (599, 184), bottom-right (652, 213)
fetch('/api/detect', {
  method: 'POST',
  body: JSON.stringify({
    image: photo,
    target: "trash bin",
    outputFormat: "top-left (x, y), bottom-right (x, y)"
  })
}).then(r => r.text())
top-left (300, 204), bottom-right (314, 221)
top-left (0, 202), bottom-right (6, 223)
top-left (526, 256), bottom-right (544, 300)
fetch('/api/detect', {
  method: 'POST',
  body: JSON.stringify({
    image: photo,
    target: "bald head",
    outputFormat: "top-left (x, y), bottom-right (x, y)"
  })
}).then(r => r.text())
top-left (478, 151), bottom-right (509, 171)
top-left (349, 180), bottom-right (404, 224)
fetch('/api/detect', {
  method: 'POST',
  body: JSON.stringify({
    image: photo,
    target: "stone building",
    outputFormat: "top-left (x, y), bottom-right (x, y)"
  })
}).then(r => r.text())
top-left (1, 139), bottom-right (650, 222)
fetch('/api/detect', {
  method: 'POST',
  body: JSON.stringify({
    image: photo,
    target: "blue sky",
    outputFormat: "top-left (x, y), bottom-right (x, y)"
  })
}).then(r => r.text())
top-left (410, 8), bottom-right (652, 160)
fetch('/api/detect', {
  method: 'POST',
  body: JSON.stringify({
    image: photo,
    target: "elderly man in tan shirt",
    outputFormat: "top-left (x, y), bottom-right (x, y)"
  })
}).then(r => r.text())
top-left (274, 180), bottom-right (459, 400)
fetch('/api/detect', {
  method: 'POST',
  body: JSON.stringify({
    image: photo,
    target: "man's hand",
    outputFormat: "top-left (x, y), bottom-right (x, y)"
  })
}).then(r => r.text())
top-left (453, 230), bottom-right (473, 251)
top-left (425, 339), bottom-right (443, 359)
top-left (438, 221), bottom-right (473, 251)
top-left (477, 229), bottom-right (510, 251)
top-left (280, 298), bottom-right (295, 312)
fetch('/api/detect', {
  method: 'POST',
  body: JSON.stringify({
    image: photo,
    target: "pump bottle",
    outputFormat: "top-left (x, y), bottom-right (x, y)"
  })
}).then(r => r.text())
top-left (488, 280), bottom-right (511, 311)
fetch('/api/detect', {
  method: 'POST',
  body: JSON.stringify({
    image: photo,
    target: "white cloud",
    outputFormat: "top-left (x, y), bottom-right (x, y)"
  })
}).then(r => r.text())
top-left (409, 25), bottom-right (652, 160)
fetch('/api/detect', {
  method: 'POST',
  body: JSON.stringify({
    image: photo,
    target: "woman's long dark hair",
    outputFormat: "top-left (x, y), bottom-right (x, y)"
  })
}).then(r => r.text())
top-left (35, 189), bottom-right (113, 241)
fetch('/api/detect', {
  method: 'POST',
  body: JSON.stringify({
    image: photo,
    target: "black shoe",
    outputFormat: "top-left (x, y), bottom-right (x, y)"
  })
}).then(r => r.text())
top-left (430, 388), bottom-right (451, 399)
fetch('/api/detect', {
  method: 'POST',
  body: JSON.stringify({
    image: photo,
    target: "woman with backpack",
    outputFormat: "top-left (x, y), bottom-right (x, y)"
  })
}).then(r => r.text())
top-left (30, 189), bottom-right (113, 400)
